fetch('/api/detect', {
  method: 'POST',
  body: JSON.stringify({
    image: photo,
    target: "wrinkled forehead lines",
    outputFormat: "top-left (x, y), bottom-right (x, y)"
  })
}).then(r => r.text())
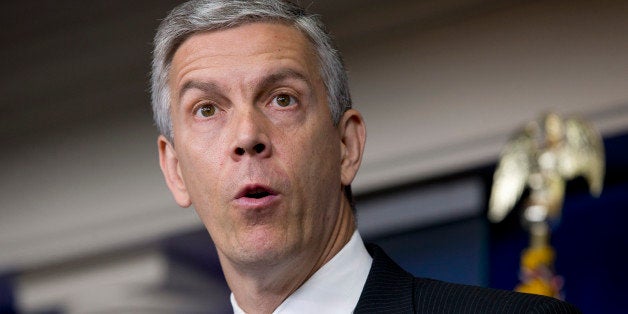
top-left (175, 27), bottom-right (321, 91)
top-left (167, 21), bottom-right (322, 89)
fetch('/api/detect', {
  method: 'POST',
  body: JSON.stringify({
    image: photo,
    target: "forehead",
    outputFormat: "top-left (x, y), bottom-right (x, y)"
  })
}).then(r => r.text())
top-left (169, 22), bottom-right (320, 84)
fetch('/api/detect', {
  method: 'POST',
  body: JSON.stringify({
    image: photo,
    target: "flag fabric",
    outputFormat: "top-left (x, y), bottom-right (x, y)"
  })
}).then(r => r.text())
top-left (515, 244), bottom-right (564, 299)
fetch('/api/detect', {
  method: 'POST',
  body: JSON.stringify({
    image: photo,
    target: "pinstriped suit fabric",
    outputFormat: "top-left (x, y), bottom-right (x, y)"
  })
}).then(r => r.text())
top-left (354, 244), bottom-right (581, 314)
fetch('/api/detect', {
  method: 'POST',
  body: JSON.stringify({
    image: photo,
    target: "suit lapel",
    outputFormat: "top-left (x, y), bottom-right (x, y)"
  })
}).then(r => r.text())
top-left (354, 244), bottom-right (415, 313)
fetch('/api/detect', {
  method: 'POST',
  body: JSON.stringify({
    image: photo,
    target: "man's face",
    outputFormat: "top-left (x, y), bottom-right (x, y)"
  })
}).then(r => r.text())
top-left (159, 22), bottom-right (356, 266)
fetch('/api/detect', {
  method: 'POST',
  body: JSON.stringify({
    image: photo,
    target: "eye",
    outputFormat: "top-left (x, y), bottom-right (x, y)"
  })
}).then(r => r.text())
top-left (194, 103), bottom-right (217, 118)
top-left (272, 94), bottom-right (297, 107)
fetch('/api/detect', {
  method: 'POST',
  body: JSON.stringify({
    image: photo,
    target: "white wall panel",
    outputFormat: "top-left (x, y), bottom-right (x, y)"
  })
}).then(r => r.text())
top-left (344, 0), bottom-right (628, 191)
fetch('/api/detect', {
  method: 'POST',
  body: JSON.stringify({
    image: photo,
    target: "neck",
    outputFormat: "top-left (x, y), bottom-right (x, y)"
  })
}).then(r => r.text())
top-left (224, 198), bottom-right (356, 314)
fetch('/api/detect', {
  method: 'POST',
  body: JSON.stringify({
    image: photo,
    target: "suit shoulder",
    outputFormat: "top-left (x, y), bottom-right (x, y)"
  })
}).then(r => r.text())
top-left (413, 277), bottom-right (581, 313)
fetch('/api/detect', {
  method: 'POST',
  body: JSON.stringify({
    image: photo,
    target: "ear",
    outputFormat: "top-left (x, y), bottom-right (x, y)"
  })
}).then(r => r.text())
top-left (157, 135), bottom-right (192, 207)
top-left (339, 109), bottom-right (366, 186)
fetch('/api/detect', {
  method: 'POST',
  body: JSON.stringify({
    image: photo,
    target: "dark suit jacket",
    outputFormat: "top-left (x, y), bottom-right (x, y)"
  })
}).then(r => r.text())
top-left (354, 244), bottom-right (581, 313)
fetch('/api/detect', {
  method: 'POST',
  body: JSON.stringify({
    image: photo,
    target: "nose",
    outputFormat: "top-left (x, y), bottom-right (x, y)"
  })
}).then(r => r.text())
top-left (231, 109), bottom-right (272, 160)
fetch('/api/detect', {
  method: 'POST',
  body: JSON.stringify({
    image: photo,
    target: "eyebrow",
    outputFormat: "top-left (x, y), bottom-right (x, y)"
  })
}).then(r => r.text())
top-left (177, 68), bottom-right (314, 102)
top-left (178, 80), bottom-right (222, 102)
top-left (256, 68), bottom-right (313, 93)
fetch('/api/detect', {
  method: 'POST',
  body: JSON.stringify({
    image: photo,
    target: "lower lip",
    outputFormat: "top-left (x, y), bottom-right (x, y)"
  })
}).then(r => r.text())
top-left (233, 194), bottom-right (280, 209)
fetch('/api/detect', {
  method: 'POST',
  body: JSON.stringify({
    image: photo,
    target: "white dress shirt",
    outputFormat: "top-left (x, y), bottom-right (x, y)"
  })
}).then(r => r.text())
top-left (231, 231), bottom-right (373, 313)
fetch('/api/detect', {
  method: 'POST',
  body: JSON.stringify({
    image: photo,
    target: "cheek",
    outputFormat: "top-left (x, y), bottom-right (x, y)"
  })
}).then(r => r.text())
top-left (177, 136), bottom-right (227, 207)
top-left (289, 124), bottom-right (342, 198)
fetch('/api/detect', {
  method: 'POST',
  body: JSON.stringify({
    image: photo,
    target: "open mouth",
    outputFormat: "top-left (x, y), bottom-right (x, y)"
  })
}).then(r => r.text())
top-left (245, 188), bottom-right (272, 199)
top-left (237, 185), bottom-right (276, 200)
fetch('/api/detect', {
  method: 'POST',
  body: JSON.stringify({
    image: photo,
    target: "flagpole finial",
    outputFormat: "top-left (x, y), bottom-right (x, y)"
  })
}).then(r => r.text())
top-left (489, 112), bottom-right (604, 299)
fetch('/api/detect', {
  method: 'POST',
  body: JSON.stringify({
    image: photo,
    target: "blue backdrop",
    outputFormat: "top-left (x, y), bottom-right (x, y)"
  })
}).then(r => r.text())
top-left (490, 133), bottom-right (628, 313)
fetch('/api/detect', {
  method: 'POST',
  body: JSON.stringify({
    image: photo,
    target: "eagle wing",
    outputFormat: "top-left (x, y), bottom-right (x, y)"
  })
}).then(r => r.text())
top-left (559, 118), bottom-right (605, 196)
top-left (488, 125), bottom-right (536, 223)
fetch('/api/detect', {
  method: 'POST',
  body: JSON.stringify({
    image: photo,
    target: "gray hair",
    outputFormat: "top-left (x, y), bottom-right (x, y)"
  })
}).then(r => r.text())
top-left (150, 0), bottom-right (352, 142)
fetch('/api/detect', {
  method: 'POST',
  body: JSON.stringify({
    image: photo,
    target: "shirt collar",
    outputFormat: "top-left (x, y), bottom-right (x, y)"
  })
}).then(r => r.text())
top-left (231, 230), bottom-right (373, 314)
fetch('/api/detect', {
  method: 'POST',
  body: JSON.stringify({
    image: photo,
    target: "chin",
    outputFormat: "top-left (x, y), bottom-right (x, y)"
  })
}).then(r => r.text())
top-left (232, 227), bottom-right (294, 265)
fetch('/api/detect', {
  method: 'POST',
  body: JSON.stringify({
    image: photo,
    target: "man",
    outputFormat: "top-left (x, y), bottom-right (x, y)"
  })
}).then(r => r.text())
top-left (151, 1), bottom-right (580, 313)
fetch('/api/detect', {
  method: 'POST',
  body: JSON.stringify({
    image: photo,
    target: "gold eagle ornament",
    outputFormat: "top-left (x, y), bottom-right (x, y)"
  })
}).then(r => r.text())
top-left (488, 112), bottom-right (605, 225)
top-left (488, 112), bottom-right (605, 298)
